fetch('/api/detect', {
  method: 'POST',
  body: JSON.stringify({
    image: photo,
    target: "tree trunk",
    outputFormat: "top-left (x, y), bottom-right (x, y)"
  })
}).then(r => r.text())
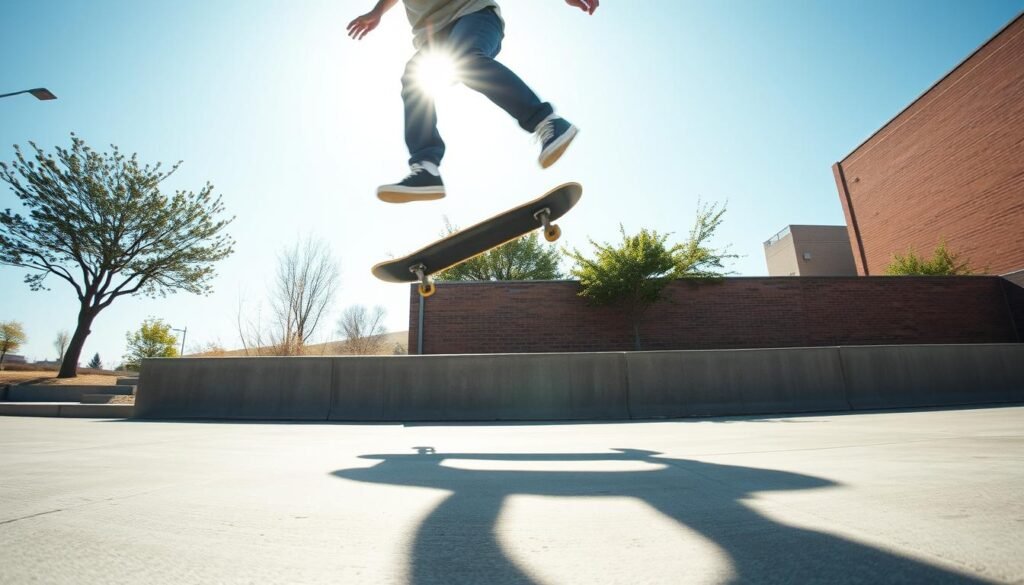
top-left (630, 303), bottom-right (645, 352)
top-left (58, 307), bottom-right (99, 378)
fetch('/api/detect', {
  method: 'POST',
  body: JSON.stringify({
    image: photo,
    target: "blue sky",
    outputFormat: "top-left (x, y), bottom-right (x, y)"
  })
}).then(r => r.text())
top-left (2, 0), bottom-right (1022, 365)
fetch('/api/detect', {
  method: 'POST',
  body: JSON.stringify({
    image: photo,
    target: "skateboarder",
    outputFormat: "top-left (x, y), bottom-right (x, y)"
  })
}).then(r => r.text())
top-left (347, 0), bottom-right (599, 203)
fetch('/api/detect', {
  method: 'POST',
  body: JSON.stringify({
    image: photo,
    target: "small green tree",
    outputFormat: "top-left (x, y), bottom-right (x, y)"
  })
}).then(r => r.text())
top-left (566, 201), bottom-right (736, 350)
top-left (87, 353), bottom-right (103, 369)
top-left (0, 135), bottom-right (234, 378)
top-left (0, 320), bottom-right (28, 370)
top-left (123, 318), bottom-right (179, 370)
top-left (885, 241), bottom-right (973, 275)
top-left (436, 219), bottom-right (562, 281)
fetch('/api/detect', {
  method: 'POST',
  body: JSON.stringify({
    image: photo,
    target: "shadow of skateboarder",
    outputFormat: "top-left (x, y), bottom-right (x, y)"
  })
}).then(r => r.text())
top-left (333, 448), bottom-right (989, 584)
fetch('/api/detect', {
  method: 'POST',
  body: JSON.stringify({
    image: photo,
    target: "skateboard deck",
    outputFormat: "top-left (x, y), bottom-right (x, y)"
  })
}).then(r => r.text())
top-left (372, 182), bottom-right (582, 297)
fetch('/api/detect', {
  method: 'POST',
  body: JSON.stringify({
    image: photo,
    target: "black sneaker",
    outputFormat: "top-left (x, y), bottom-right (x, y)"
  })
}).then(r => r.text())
top-left (377, 163), bottom-right (446, 203)
top-left (535, 116), bottom-right (578, 168)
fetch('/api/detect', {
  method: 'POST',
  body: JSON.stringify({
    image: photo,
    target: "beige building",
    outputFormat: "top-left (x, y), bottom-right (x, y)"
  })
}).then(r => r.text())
top-left (764, 225), bottom-right (857, 277)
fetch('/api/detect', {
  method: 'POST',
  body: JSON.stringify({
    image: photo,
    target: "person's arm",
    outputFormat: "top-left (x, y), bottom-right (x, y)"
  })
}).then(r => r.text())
top-left (347, 0), bottom-right (400, 40)
top-left (565, 0), bottom-right (599, 15)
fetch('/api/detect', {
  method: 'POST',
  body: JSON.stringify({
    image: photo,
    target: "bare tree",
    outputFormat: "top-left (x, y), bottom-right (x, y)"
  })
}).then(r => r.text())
top-left (336, 305), bottom-right (388, 355)
top-left (54, 330), bottom-right (69, 363)
top-left (270, 237), bottom-right (340, 356)
top-left (237, 294), bottom-right (271, 356)
top-left (233, 239), bottom-right (339, 357)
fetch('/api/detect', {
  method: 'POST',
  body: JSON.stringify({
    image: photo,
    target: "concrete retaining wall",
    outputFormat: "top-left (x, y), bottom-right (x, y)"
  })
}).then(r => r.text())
top-left (328, 353), bottom-right (628, 421)
top-left (840, 344), bottom-right (1024, 409)
top-left (136, 344), bottom-right (1024, 421)
top-left (137, 357), bottom-right (332, 420)
top-left (626, 348), bottom-right (851, 418)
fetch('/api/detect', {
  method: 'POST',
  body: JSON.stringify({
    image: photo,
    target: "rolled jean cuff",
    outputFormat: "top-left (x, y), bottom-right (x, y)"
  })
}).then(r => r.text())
top-left (521, 102), bottom-right (555, 132)
top-left (408, 149), bottom-right (444, 166)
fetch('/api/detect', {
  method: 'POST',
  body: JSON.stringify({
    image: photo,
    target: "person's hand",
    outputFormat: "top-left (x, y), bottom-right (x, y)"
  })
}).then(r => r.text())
top-left (565, 0), bottom-right (599, 15)
top-left (347, 10), bottom-right (382, 40)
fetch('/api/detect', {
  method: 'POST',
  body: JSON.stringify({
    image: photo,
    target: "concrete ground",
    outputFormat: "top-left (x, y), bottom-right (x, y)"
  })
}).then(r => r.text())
top-left (0, 406), bottom-right (1022, 584)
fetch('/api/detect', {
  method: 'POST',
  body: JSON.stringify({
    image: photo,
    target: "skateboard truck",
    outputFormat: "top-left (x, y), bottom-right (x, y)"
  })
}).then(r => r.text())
top-left (533, 207), bottom-right (562, 242)
top-left (409, 263), bottom-right (436, 298)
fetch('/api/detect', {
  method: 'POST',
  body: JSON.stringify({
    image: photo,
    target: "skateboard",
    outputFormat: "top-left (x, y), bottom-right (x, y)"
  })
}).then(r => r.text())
top-left (372, 182), bottom-right (582, 297)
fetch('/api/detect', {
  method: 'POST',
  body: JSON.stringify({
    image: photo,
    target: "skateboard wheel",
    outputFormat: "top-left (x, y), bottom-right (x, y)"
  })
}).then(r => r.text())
top-left (544, 224), bottom-right (562, 242)
top-left (418, 282), bottom-right (436, 298)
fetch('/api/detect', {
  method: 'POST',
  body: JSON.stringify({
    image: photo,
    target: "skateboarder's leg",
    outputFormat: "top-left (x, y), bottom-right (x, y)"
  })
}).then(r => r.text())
top-left (376, 53), bottom-right (448, 203)
top-left (447, 9), bottom-right (577, 167)
top-left (446, 9), bottom-right (552, 132)
top-left (402, 51), bottom-right (446, 166)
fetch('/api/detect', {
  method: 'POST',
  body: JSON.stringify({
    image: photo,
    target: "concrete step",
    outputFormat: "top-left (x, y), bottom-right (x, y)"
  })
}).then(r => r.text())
top-left (81, 394), bottom-right (133, 405)
top-left (6, 385), bottom-right (134, 402)
top-left (0, 402), bottom-right (134, 418)
top-left (116, 377), bottom-right (139, 386)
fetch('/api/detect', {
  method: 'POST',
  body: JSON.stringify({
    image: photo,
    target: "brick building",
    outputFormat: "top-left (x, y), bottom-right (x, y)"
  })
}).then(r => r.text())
top-left (832, 13), bottom-right (1024, 277)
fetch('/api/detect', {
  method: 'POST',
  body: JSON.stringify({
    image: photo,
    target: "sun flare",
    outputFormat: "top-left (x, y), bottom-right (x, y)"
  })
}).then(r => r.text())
top-left (414, 50), bottom-right (459, 97)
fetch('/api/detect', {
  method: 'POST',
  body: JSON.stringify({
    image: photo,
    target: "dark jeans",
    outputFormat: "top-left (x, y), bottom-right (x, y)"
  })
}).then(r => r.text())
top-left (402, 8), bottom-right (553, 165)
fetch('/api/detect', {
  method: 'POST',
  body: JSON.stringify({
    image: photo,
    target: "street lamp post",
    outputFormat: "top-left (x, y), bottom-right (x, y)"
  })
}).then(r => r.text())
top-left (0, 88), bottom-right (57, 101)
top-left (171, 327), bottom-right (187, 357)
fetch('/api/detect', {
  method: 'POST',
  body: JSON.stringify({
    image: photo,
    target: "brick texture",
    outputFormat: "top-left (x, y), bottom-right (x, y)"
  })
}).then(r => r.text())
top-left (408, 277), bottom-right (1021, 354)
top-left (834, 14), bottom-right (1024, 276)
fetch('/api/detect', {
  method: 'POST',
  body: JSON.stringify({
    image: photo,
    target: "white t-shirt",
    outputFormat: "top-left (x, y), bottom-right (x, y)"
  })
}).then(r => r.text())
top-left (403, 0), bottom-right (503, 48)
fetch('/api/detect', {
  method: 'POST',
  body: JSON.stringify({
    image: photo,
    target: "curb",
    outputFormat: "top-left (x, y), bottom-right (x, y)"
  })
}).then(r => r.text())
top-left (0, 402), bottom-right (134, 418)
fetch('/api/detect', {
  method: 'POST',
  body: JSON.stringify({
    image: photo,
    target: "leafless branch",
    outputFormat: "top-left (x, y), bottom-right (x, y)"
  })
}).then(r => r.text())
top-left (336, 305), bottom-right (388, 355)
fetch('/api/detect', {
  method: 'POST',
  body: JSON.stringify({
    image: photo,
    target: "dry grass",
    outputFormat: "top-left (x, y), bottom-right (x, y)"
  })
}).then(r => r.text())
top-left (0, 370), bottom-right (125, 386)
top-left (193, 331), bottom-right (409, 357)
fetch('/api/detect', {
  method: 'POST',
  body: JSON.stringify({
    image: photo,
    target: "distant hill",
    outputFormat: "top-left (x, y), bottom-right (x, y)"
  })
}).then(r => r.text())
top-left (189, 331), bottom-right (408, 357)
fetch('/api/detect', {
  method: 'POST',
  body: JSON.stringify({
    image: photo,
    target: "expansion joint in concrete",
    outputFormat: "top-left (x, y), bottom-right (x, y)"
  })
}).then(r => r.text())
top-left (0, 508), bottom-right (65, 526)
top-left (620, 352), bottom-right (634, 420)
top-left (835, 346), bottom-right (856, 412)
top-left (326, 358), bottom-right (337, 422)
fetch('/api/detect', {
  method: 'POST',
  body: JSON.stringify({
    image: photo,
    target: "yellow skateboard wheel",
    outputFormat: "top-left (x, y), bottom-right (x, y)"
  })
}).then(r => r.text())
top-left (544, 224), bottom-right (562, 242)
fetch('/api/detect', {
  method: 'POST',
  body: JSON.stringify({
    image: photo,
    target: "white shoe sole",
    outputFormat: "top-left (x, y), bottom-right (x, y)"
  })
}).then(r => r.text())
top-left (539, 126), bottom-right (578, 169)
top-left (377, 185), bottom-right (446, 204)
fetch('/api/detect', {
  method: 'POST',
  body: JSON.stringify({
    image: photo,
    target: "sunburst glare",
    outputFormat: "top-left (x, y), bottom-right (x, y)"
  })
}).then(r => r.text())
top-left (413, 50), bottom-right (459, 97)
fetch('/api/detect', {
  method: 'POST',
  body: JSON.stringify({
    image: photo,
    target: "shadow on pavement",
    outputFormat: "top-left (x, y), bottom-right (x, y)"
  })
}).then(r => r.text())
top-left (332, 448), bottom-right (987, 585)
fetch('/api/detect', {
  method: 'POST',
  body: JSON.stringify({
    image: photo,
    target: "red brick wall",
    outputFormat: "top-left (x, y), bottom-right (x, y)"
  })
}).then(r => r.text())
top-left (408, 277), bottom-right (1020, 354)
top-left (834, 14), bottom-right (1024, 276)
